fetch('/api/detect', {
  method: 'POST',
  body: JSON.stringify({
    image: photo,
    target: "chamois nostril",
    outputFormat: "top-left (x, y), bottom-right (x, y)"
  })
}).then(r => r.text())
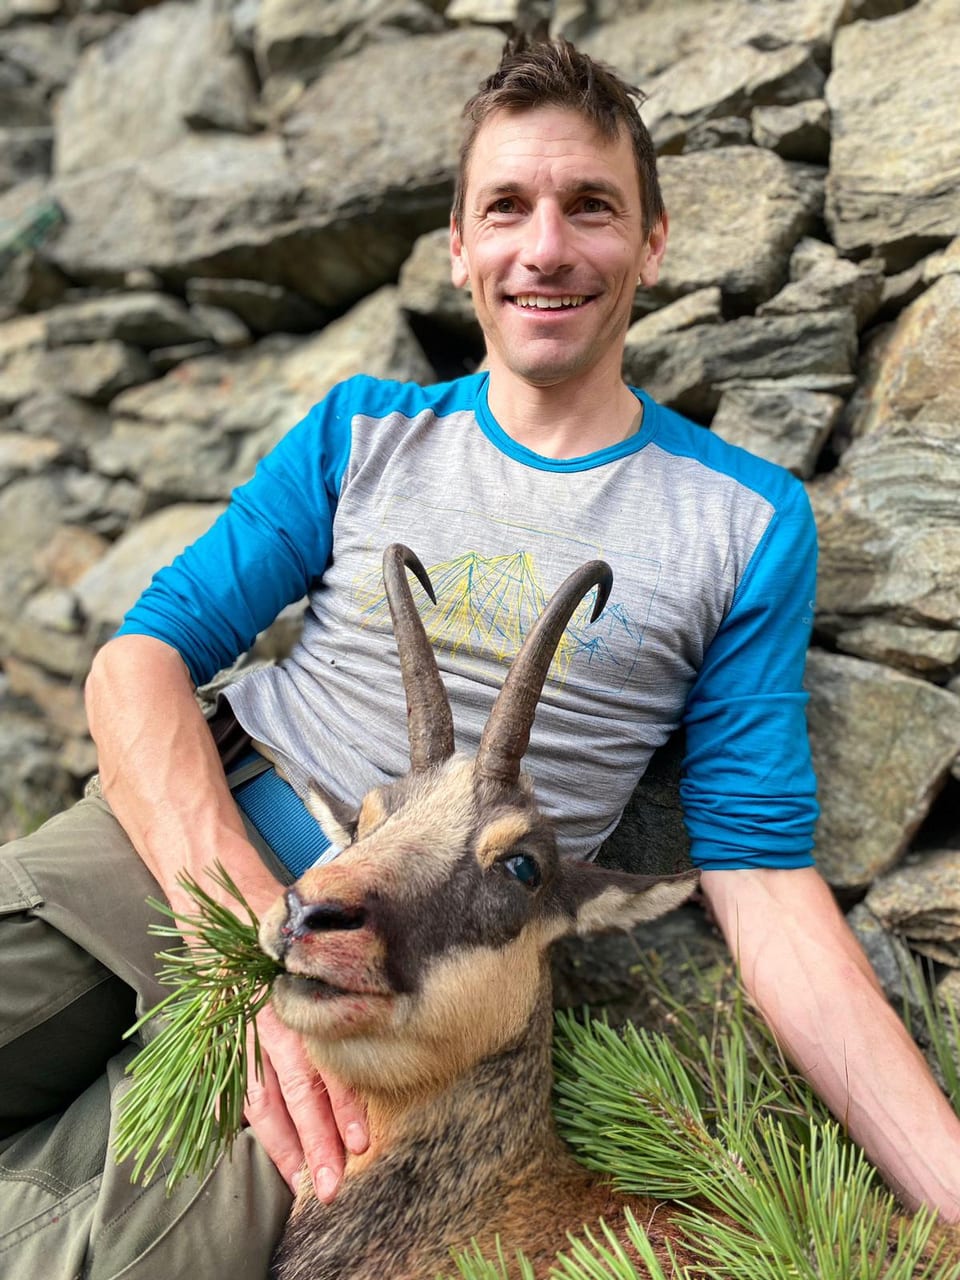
top-left (283, 887), bottom-right (366, 938)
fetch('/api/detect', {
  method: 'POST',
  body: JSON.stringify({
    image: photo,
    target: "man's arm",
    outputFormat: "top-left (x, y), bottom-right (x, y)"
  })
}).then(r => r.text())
top-left (701, 864), bottom-right (960, 1221)
top-left (86, 636), bottom-right (367, 1202)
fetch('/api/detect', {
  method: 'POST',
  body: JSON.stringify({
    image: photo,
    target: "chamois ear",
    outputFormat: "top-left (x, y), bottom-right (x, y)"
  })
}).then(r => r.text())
top-left (553, 864), bottom-right (699, 938)
top-left (306, 781), bottom-right (359, 849)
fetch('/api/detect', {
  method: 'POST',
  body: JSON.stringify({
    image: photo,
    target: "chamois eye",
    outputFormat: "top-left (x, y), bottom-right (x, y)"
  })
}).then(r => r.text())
top-left (500, 854), bottom-right (541, 889)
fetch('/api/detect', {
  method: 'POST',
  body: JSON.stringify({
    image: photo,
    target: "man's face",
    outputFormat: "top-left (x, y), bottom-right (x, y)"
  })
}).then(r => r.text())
top-left (450, 106), bottom-right (667, 391)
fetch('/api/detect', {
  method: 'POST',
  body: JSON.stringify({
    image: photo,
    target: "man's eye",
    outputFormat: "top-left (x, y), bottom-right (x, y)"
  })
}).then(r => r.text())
top-left (580, 197), bottom-right (609, 214)
top-left (500, 854), bottom-right (541, 888)
top-left (490, 198), bottom-right (517, 215)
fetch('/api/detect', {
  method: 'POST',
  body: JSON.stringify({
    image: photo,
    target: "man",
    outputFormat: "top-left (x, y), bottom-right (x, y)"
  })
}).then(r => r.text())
top-left (1, 35), bottom-right (958, 1280)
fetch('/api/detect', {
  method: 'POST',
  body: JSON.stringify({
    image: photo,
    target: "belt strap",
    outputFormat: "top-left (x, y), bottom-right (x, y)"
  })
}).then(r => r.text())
top-left (229, 750), bottom-right (332, 879)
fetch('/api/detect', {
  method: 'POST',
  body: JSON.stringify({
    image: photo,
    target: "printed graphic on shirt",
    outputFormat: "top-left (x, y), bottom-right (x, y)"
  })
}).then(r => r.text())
top-left (355, 543), bottom-right (661, 691)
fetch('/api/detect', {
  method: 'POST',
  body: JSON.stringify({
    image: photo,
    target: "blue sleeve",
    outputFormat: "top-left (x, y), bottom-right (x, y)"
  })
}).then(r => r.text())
top-left (116, 387), bottom-right (355, 687)
top-left (680, 480), bottom-right (819, 870)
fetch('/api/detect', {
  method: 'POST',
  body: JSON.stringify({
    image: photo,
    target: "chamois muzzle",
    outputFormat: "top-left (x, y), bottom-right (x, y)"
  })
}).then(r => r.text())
top-left (278, 886), bottom-right (366, 953)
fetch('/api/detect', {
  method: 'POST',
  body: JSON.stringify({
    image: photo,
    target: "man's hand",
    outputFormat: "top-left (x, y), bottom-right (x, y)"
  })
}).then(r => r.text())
top-left (245, 1004), bottom-right (369, 1202)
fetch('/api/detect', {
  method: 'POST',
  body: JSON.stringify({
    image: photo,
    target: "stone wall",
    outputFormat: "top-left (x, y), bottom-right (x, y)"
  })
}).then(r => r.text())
top-left (1, 0), bottom-right (959, 1013)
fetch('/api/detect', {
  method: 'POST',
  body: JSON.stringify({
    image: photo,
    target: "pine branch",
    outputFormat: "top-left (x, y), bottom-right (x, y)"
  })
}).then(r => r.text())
top-left (113, 863), bottom-right (282, 1191)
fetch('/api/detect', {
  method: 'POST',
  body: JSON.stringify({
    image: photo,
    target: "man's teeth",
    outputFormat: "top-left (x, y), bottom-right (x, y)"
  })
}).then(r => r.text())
top-left (513, 294), bottom-right (587, 309)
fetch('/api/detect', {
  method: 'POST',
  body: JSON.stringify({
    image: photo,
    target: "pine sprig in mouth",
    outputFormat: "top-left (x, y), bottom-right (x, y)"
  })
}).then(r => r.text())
top-left (113, 863), bottom-right (282, 1192)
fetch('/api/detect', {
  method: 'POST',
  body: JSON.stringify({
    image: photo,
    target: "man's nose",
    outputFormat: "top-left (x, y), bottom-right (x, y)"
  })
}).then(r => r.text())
top-left (520, 201), bottom-right (574, 275)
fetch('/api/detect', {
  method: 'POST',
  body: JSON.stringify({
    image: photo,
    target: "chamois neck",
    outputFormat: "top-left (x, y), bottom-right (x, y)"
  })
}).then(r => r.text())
top-left (352, 987), bottom-right (559, 1171)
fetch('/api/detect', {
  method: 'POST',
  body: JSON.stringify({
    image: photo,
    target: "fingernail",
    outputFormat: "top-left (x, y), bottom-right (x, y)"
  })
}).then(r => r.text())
top-left (345, 1122), bottom-right (368, 1154)
top-left (316, 1166), bottom-right (339, 1202)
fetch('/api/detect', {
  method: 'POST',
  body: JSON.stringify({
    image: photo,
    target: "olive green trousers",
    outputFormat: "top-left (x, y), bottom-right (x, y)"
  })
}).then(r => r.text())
top-left (0, 797), bottom-right (293, 1280)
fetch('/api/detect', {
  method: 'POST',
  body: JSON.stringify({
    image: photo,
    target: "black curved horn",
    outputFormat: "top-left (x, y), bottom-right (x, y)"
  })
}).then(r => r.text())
top-left (382, 544), bottom-right (455, 772)
top-left (475, 561), bottom-right (612, 788)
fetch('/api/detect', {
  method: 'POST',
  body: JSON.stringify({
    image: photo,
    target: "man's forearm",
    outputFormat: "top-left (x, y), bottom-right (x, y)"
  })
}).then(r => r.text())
top-left (85, 633), bottom-right (282, 921)
top-left (701, 865), bottom-right (960, 1221)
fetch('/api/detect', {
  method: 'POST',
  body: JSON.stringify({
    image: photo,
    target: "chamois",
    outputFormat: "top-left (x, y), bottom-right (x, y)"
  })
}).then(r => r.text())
top-left (260, 544), bottom-right (699, 1280)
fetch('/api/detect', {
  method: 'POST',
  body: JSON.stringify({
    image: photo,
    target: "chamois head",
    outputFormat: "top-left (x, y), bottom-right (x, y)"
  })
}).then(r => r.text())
top-left (260, 545), bottom-right (698, 1096)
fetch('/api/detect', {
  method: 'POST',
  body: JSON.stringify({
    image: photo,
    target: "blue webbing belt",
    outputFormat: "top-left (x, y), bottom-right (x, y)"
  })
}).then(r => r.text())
top-left (229, 750), bottom-right (332, 879)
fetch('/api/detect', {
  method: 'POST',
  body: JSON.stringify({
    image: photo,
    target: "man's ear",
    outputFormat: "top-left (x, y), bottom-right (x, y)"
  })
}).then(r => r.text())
top-left (450, 212), bottom-right (469, 290)
top-left (637, 211), bottom-right (669, 289)
top-left (551, 861), bottom-right (698, 937)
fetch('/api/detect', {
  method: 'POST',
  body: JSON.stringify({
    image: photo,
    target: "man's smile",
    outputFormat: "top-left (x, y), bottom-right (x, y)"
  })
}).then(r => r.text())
top-left (508, 293), bottom-right (593, 309)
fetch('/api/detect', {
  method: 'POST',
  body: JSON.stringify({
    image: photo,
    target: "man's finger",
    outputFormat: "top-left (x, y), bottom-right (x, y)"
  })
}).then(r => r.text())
top-left (243, 1040), bottom-right (305, 1193)
top-left (254, 1006), bottom-right (347, 1203)
top-left (324, 1074), bottom-right (369, 1156)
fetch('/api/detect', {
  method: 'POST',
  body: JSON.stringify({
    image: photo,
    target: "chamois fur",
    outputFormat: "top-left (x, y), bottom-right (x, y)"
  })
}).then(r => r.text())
top-left (259, 547), bottom-right (699, 1279)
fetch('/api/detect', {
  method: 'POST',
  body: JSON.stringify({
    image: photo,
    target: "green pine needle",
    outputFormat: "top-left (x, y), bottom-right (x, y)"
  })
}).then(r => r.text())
top-left (113, 862), bottom-right (282, 1191)
top-left (446, 951), bottom-right (960, 1280)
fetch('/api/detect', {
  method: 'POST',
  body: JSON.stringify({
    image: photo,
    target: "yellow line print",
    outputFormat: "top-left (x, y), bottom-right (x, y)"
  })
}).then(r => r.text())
top-left (356, 550), bottom-right (598, 685)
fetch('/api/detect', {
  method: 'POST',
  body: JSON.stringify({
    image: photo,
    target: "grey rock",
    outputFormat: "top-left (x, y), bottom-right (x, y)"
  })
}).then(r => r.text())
top-left (0, 702), bottom-right (76, 843)
top-left (938, 969), bottom-right (960, 1015)
top-left (73, 502), bottom-right (227, 636)
top-left (45, 292), bottom-right (210, 349)
top-left (833, 621), bottom-right (960, 683)
top-left (148, 340), bottom-right (220, 374)
top-left (185, 278), bottom-right (327, 335)
top-left (97, 286), bottom-right (432, 501)
top-left (866, 848), bottom-right (960, 966)
top-left (0, 125), bottom-right (52, 193)
top-left (844, 274), bottom-right (960, 441)
top-left (710, 385), bottom-right (842, 478)
top-left (0, 245), bottom-right (67, 319)
top-left (58, 469), bottom-right (144, 538)
top-left (50, 30), bottom-right (503, 310)
top-left (810, 433), bottom-right (960, 631)
top-left (0, 429), bottom-right (64, 485)
top-left (652, 149), bottom-right (822, 308)
top-left (0, 179), bottom-right (67, 316)
top-left (0, 308), bottom-right (44, 365)
top-left (846, 901), bottom-right (928, 1014)
top-left (397, 227), bottom-right (481, 339)
top-left (550, 902), bottom-right (725, 1027)
top-left (7, 391), bottom-right (110, 452)
top-left (32, 521), bottom-right (111, 589)
top-left (188, 303), bottom-right (252, 349)
top-left (256, 0), bottom-right (444, 80)
top-left (923, 236), bottom-right (960, 284)
top-left (4, 654), bottom-right (90, 737)
top-left (0, 20), bottom-right (78, 126)
top-left (446, 0), bottom-right (525, 22)
top-left (624, 287), bottom-right (722, 342)
top-left (0, 0), bottom-right (63, 20)
top-left (878, 260), bottom-right (928, 319)
top-left (683, 116), bottom-right (752, 151)
top-left (758, 253), bottom-right (884, 330)
top-left (54, 1), bottom-right (256, 175)
top-left (804, 650), bottom-right (960, 891)
top-left (623, 308), bottom-right (856, 419)
top-left (641, 43), bottom-right (825, 154)
top-left (583, 1), bottom-right (845, 83)
top-left (751, 100), bottom-right (830, 164)
top-left (826, 0), bottom-right (960, 262)
top-left (0, 472), bottom-right (68, 627)
top-left (5, 606), bottom-right (92, 680)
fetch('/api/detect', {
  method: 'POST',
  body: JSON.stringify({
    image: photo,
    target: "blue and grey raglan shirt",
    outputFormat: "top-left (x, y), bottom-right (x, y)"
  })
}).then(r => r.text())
top-left (118, 371), bottom-right (819, 869)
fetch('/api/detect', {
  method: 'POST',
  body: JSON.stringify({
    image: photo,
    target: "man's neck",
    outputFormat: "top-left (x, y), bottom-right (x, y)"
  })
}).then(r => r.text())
top-left (485, 361), bottom-right (643, 461)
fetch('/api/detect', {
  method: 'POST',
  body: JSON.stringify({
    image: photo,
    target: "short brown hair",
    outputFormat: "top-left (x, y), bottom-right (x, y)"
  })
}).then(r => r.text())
top-left (453, 35), bottom-right (664, 236)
